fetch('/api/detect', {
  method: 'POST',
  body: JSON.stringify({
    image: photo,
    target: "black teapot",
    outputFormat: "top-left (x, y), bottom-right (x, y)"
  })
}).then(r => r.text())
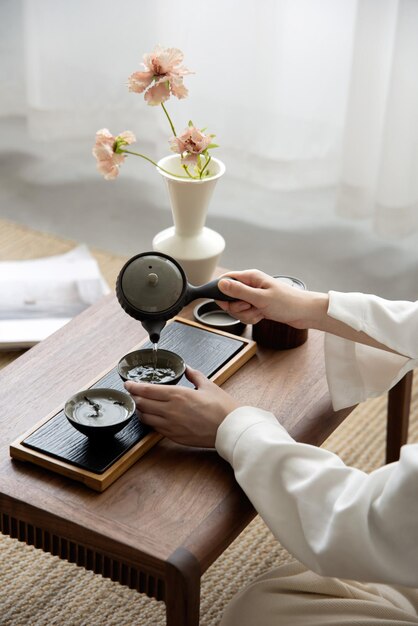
top-left (116, 251), bottom-right (235, 343)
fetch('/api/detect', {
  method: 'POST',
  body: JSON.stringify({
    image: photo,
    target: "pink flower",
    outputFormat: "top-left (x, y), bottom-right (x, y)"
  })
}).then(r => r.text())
top-left (92, 129), bottom-right (136, 180)
top-left (169, 127), bottom-right (212, 164)
top-left (128, 45), bottom-right (192, 106)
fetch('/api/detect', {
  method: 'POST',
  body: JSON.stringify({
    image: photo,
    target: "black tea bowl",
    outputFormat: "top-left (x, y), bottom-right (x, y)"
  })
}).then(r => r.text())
top-left (117, 348), bottom-right (186, 385)
top-left (64, 388), bottom-right (136, 438)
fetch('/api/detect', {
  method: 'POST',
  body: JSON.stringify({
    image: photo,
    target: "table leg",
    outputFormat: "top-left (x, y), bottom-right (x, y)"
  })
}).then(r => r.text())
top-left (166, 547), bottom-right (201, 626)
top-left (386, 371), bottom-right (413, 464)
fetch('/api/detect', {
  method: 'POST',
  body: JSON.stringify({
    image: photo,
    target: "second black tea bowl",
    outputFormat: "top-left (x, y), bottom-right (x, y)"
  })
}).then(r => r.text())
top-left (117, 348), bottom-right (186, 385)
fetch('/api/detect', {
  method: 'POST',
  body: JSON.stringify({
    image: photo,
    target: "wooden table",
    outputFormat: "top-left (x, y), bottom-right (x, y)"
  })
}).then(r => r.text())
top-left (0, 293), bottom-right (361, 625)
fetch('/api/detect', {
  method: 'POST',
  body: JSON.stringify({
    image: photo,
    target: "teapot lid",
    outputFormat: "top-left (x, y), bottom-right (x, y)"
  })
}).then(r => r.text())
top-left (118, 252), bottom-right (186, 314)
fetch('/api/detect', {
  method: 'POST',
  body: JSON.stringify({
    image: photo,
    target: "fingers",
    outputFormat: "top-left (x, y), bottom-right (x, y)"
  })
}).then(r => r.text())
top-left (137, 411), bottom-right (186, 443)
top-left (219, 269), bottom-right (269, 289)
top-left (135, 396), bottom-right (172, 419)
top-left (125, 368), bottom-right (210, 400)
top-left (218, 272), bottom-right (267, 306)
top-left (225, 309), bottom-right (264, 325)
top-left (185, 366), bottom-right (210, 389)
top-left (215, 269), bottom-right (277, 325)
top-left (138, 412), bottom-right (167, 431)
top-left (125, 376), bottom-right (195, 417)
top-left (226, 300), bottom-right (252, 312)
top-left (215, 300), bottom-right (252, 318)
top-left (124, 380), bottom-right (171, 401)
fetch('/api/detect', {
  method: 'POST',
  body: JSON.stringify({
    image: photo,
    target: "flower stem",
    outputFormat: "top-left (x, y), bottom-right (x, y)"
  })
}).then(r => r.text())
top-left (199, 155), bottom-right (211, 179)
top-left (120, 149), bottom-right (194, 179)
top-left (161, 102), bottom-right (177, 137)
top-left (182, 164), bottom-right (194, 179)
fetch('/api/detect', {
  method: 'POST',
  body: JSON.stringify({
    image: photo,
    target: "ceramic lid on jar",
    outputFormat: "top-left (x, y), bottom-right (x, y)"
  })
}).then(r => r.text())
top-left (120, 253), bottom-right (185, 313)
top-left (274, 275), bottom-right (306, 290)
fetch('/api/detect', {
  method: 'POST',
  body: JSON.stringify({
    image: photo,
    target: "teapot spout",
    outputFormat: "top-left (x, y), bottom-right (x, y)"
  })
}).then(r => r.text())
top-left (141, 319), bottom-right (166, 344)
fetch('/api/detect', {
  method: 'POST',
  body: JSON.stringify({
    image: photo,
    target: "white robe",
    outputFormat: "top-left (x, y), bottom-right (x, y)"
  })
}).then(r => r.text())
top-left (215, 291), bottom-right (418, 588)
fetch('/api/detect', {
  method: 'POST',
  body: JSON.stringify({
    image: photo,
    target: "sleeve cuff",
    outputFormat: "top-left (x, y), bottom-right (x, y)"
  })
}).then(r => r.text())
top-left (215, 406), bottom-right (294, 464)
top-left (325, 291), bottom-right (416, 409)
top-left (327, 291), bottom-right (366, 332)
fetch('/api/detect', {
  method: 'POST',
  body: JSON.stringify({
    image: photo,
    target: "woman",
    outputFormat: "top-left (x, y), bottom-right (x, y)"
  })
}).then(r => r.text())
top-left (125, 270), bottom-right (418, 625)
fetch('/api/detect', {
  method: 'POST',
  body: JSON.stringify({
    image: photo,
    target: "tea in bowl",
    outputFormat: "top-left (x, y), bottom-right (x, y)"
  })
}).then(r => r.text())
top-left (117, 348), bottom-right (186, 385)
top-left (64, 388), bottom-right (136, 438)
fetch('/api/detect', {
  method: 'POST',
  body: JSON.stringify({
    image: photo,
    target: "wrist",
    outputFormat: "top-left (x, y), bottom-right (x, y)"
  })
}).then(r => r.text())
top-left (297, 291), bottom-right (329, 330)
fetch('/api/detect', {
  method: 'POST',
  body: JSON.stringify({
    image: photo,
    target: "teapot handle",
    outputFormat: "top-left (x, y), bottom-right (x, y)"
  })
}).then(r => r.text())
top-left (186, 278), bottom-right (238, 304)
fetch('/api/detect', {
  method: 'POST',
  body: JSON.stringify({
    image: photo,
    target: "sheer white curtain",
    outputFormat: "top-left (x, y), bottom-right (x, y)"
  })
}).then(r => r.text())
top-left (2, 0), bottom-right (417, 237)
top-left (337, 0), bottom-right (418, 237)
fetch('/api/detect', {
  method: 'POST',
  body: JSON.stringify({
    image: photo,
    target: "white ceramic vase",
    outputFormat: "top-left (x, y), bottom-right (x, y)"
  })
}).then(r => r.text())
top-left (152, 154), bottom-right (226, 285)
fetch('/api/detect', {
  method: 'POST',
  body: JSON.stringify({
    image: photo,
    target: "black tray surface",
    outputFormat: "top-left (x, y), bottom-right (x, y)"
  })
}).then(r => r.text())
top-left (22, 321), bottom-right (245, 474)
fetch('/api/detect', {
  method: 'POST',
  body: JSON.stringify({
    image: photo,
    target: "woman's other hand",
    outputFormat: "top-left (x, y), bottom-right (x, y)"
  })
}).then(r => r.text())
top-left (124, 366), bottom-right (240, 447)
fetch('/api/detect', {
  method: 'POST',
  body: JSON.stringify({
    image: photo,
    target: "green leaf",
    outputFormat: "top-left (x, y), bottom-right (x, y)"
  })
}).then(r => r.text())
top-left (188, 120), bottom-right (194, 127)
top-left (207, 143), bottom-right (219, 149)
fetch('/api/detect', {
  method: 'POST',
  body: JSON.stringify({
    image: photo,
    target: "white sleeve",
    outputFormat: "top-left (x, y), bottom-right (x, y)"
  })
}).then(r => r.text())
top-left (325, 292), bottom-right (418, 410)
top-left (216, 407), bottom-right (418, 587)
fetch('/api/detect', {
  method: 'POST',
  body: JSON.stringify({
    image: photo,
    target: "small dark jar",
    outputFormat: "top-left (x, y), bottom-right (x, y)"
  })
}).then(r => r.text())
top-left (252, 276), bottom-right (308, 350)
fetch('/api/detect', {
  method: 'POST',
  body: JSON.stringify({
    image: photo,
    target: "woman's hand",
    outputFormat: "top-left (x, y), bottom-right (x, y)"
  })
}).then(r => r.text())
top-left (217, 269), bottom-right (325, 329)
top-left (124, 366), bottom-right (240, 447)
top-left (218, 270), bottom-right (398, 354)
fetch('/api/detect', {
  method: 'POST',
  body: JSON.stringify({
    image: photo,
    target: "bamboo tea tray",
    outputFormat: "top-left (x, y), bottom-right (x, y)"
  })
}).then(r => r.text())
top-left (10, 317), bottom-right (256, 491)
